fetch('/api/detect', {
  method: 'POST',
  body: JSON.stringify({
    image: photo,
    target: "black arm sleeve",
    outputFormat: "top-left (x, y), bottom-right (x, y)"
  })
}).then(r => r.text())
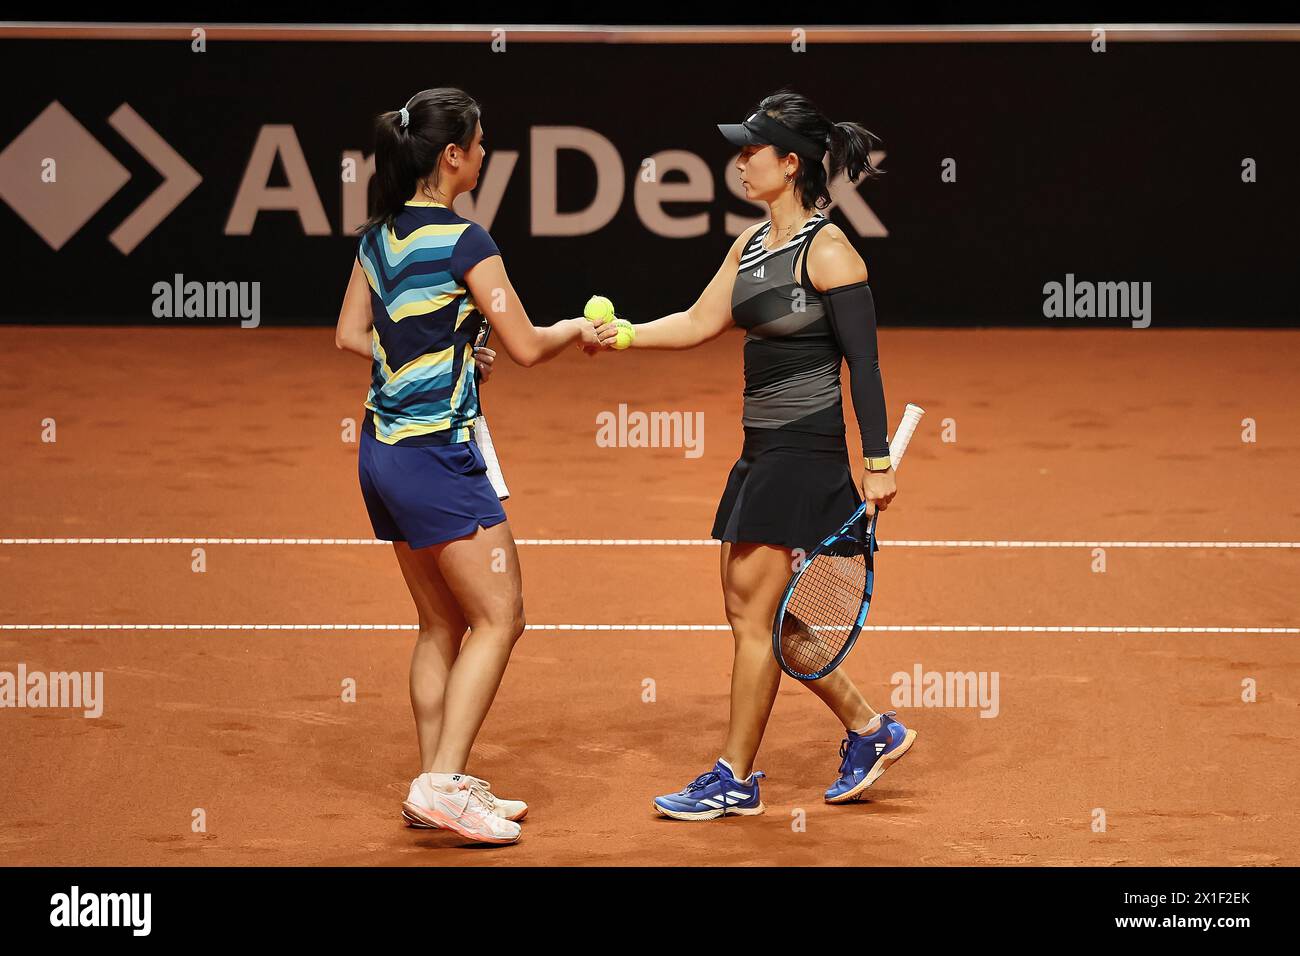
top-left (823, 280), bottom-right (890, 458)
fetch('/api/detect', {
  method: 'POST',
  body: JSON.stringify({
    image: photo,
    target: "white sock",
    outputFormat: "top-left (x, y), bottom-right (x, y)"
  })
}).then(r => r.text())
top-left (423, 771), bottom-right (463, 792)
top-left (852, 715), bottom-right (882, 735)
top-left (719, 757), bottom-right (750, 783)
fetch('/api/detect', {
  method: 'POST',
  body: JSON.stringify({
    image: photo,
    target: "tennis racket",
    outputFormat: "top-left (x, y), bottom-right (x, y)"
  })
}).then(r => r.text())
top-left (472, 323), bottom-right (510, 501)
top-left (771, 403), bottom-right (925, 680)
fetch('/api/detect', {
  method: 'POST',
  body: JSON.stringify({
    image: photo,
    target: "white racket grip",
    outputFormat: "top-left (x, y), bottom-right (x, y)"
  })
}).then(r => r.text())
top-left (888, 403), bottom-right (926, 471)
top-left (475, 415), bottom-right (510, 500)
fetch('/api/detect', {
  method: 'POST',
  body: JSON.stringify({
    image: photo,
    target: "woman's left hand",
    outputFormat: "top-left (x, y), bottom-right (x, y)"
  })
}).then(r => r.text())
top-left (473, 346), bottom-right (497, 382)
top-left (862, 467), bottom-right (897, 517)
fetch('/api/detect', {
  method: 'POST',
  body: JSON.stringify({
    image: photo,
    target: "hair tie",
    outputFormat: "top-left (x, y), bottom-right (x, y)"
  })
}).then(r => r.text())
top-left (398, 107), bottom-right (410, 128)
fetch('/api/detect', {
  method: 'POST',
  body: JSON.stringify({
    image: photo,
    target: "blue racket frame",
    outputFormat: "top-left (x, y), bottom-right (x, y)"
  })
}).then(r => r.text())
top-left (771, 501), bottom-right (879, 680)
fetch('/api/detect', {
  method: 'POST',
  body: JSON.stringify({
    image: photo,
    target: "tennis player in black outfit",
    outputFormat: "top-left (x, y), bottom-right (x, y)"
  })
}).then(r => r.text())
top-left (596, 90), bottom-right (918, 819)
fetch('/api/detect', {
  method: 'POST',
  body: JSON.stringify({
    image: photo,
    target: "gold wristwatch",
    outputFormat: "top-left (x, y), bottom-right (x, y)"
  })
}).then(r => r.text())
top-left (864, 455), bottom-right (892, 473)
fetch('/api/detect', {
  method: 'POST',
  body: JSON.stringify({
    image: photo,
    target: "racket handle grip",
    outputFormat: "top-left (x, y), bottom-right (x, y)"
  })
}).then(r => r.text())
top-left (888, 403), bottom-right (925, 470)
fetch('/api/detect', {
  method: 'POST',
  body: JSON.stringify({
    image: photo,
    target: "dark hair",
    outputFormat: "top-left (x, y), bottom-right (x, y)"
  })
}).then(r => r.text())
top-left (361, 87), bottom-right (481, 234)
top-left (751, 89), bottom-right (883, 210)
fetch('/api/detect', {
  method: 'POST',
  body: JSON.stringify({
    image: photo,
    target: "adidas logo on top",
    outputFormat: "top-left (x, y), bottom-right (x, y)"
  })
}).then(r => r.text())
top-left (752, 265), bottom-right (765, 279)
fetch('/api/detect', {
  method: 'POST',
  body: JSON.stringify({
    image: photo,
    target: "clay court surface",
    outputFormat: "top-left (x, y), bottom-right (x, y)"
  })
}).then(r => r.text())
top-left (1, 326), bottom-right (1296, 866)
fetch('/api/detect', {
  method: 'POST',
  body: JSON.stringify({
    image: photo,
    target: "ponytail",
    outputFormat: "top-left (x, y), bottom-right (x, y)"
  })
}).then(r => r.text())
top-left (361, 88), bottom-right (480, 234)
top-left (828, 121), bottom-right (885, 187)
top-left (749, 89), bottom-right (884, 210)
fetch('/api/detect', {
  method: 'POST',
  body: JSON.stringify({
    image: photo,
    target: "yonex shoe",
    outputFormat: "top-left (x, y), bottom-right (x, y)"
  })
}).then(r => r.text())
top-left (652, 758), bottom-right (766, 821)
top-left (402, 774), bottom-right (527, 828)
top-left (402, 772), bottom-right (522, 844)
top-left (824, 711), bottom-right (917, 803)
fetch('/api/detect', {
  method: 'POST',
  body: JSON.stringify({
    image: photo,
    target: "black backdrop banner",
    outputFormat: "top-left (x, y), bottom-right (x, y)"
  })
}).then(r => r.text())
top-left (0, 34), bottom-right (1295, 327)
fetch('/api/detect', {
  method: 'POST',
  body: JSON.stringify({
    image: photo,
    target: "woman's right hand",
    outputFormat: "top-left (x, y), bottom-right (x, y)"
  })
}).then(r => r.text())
top-left (862, 467), bottom-right (897, 517)
top-left (571, 316), bottom-right (602, 355)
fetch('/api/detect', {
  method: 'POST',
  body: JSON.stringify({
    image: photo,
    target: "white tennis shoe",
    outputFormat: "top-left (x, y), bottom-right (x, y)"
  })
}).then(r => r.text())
top-left (402, 773), bottom-right (524, 843)
top-left (462, 776), bottom-right (529, 822)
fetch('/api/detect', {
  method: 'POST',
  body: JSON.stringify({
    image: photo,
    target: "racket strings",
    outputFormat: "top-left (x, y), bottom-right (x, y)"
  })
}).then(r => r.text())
top-left (779, 551), bottom-right (868, 676)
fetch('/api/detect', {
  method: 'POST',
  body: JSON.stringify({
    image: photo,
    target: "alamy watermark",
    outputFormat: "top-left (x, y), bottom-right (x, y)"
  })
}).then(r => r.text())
top-left (50, 886), bottom-right (150, 936)
top-left (152, 274), bottom-right (261, 327)
top-left (596, 403), bottom-right (704, 459)
top-left (1043, 273), bottom-right (1151, 328)
top-left (890, 663), bottom-right (999, 718)
top-left (0, 664), bottom-right (103, 718)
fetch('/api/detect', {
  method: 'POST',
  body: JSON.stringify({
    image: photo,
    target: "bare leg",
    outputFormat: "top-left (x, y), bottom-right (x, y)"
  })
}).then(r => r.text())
top-left (392, 542), bottom-right (468, 770)
top-left (802, 667), bottom-right (878, 732)
top-left (425, 520), bottom-right (526, 774)
top-left (718, 541), bottom-right (797, 780)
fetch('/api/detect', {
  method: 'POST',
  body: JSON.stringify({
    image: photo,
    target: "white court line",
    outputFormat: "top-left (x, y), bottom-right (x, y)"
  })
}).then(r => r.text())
top-left (2, 537), bottom-right (1299, 548)
top-left (1, 624), bottom-right (1295, 634)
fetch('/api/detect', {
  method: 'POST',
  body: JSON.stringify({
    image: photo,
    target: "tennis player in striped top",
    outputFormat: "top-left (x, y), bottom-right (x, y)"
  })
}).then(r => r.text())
top-left (335, 88), bottom-right (600, 844)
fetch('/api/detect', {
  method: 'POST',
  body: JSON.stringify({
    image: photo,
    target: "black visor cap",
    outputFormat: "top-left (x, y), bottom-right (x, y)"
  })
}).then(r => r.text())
top-left (717, 110), bottom-right (826, 162)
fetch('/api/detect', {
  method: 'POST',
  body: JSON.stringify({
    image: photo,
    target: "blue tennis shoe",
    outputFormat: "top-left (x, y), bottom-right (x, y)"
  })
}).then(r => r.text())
top-left (653, 758), bottom-right (766, 820)
top-left (825, 711), bottom-right (917, 803)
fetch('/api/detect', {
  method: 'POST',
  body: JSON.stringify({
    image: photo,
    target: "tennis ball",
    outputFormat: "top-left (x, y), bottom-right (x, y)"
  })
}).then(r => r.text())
top-left (612, 318), bottom-right (635, 350)
top-left (584, 295), bottom-right (616, 325)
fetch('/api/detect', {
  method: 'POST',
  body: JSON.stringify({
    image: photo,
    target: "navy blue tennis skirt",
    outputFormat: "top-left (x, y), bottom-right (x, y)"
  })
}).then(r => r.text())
top-left (358, 430), bottom-right (507, 549)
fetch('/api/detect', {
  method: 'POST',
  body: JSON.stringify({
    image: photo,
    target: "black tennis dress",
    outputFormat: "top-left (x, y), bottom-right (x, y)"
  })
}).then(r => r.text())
top-left (711, 213), bottom-right (864, 552)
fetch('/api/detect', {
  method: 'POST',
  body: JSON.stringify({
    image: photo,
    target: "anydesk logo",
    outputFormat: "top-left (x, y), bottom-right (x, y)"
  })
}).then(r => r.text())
top-left (0, 101), bottom-right (200, 254)
top-left (2, 102), bottom-right (891, 256)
